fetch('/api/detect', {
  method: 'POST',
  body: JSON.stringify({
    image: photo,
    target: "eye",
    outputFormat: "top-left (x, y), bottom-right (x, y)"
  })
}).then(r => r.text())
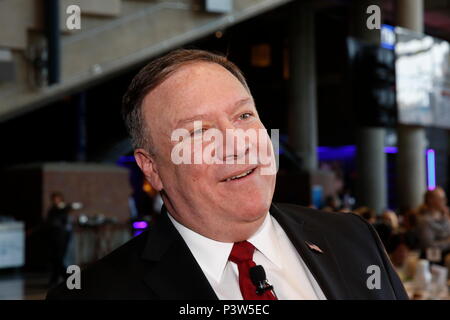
top-left (190, 128), bottom-right (207, 136)
top-left (239, 112), bottom-right (254, 120)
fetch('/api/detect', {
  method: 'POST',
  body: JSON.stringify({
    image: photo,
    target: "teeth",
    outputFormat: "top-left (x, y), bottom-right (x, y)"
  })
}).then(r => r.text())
top-left (225, 169), bottom-right (253, 182)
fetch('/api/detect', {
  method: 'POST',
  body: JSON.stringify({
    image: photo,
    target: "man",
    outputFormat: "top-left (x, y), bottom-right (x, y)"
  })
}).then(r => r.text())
top-left (45, 192), bottom-right (74, 288)
top-left (47, 49), bottom-right (407, 300)
top-left (417, 187), bottom-right (450, 263)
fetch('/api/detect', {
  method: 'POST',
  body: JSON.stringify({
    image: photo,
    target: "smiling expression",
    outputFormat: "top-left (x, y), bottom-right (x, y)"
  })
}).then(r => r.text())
top-left (134, 62), bottom-right (277, 242)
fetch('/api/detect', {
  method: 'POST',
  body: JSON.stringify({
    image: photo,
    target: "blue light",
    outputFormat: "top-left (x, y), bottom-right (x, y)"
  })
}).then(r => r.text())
top-left (133, 221), bottom-right (148, 229)
top-left (381, 24), bottom-right (395, 51)
top-left (117, 155), bottom-right (136, 164)
top-left (384, 146), bottom-right (398, 154)
top-left (317, 145), bottom-right (356, 160)
top-left (427, 149), bottom-right (436, 190)
top-left (317, 145), bottom-right (398, 160)
top-left (133, 230), bottom-right (144, 237)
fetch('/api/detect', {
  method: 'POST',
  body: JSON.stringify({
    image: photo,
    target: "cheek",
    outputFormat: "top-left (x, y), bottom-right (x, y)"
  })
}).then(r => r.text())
top-left (255, 127), bottom-right (275, 158)
top-left (174, 164), bottom-right (214, 188)
top-left (259, 174), bottom-right (276, 205)
top-left (262, 173), bottom-right (276, 195)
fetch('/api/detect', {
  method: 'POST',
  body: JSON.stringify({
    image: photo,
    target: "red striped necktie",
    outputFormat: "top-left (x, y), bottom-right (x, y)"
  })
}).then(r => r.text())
top-left (228, 241), bottom-right (277, 300)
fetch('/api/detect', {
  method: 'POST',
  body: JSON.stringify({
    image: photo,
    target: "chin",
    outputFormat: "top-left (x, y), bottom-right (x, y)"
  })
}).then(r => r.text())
top-left (230, 193), bottom-right (271, 222)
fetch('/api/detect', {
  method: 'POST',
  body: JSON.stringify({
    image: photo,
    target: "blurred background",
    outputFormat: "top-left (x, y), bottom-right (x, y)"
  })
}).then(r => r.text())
top-left (0, 0), bottom-right (449, 300)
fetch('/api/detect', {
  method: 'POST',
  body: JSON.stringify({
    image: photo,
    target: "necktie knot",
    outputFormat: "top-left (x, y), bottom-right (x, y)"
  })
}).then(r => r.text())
top-left (229, 241), bottom-right (255, 264)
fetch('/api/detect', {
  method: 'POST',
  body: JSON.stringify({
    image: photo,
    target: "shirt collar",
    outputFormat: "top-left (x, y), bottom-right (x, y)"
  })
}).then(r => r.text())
top-left (167, 211), bottom-right (282, 283)
top-left (167, 213), bottom-right (233, 283)
top-left (247, 212), bottom-right (283, 270)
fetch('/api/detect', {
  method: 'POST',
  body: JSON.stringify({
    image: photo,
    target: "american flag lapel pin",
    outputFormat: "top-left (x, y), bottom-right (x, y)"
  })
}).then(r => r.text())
top-left (305, 241), bottom-right (324, 254)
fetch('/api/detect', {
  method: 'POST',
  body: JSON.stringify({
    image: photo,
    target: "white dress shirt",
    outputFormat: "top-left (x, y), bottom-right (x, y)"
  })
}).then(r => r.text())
top-left (167, 212), bottom-right (327, 300)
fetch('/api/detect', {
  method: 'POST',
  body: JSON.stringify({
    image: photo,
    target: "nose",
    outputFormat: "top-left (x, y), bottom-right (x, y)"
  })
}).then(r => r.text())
top-left (218, 121), bottom-right (255, 163)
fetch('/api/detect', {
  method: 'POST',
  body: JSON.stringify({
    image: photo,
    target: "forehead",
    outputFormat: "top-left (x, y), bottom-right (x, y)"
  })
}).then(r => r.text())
top-left (142, 62), bottom-right (252, 127)
top-left (436, 189), bottom-right (446, 198)
top-left (429, 188), bottom-right (445, 199)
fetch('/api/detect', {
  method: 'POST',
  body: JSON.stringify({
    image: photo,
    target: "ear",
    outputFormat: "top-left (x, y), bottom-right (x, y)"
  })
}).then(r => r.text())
top-left (134, 148), bottom-right (164, 191)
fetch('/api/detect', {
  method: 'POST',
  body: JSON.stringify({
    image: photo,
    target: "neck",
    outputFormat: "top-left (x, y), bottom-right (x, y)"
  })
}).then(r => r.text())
top-left (161, 195), bottom-right (266, 242)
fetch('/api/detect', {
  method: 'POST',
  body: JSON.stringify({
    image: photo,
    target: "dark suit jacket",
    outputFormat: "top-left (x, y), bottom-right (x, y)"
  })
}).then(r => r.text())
top-left (46, 203), bottom-right (408, 300)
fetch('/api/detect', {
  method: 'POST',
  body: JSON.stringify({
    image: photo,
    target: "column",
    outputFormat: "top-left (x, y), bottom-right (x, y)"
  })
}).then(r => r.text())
top-left (396, 0), bottom-right (427, 211)
top-left (351, 0), bottom-right (387, 213)
top-left (357, 128), bottom-right (387, 214)
top-left (288, 0), bottom-right (318, 172)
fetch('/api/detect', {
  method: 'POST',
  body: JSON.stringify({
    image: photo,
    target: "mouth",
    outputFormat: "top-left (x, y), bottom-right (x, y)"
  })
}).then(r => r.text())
top-left (221, 167), bottom-right (257, 182)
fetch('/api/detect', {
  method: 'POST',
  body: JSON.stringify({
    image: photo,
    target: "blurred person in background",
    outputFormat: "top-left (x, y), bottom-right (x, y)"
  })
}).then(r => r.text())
top-left (355, 206), bottom-right (376, 224)
top-left (45, 192), bottom-right (81, 288)
top-left (355, 206), bottom-right (393, 249)
top-left (402, 209), bottom-right (421, 252)
top-left (322, 195), bottom-right (341, 212)
top-left (381, 209), bottom-right (400, 233)
top-left (416, 187), bottom-right (450, 264)
top-left (386, 233), bottom-right (410, 281)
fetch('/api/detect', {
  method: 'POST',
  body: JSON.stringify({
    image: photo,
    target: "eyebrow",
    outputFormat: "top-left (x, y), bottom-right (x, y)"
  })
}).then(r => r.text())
top-left (175, 97), bottom-right (254, 127)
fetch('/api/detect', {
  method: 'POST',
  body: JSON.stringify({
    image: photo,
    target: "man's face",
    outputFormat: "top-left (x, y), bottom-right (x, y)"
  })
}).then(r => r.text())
top-left (136, 62), bottom-right (276, 240)
top-left (51, 195), bottom-right (63, 206)
top-left (431, 188), bottom-right (447, 210)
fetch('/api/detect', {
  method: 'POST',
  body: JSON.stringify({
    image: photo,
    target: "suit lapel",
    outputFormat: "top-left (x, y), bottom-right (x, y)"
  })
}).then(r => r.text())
top-left (140, 207), bottom-right (218, 300)
top-left (270, 203), bottom-right (351, 299)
